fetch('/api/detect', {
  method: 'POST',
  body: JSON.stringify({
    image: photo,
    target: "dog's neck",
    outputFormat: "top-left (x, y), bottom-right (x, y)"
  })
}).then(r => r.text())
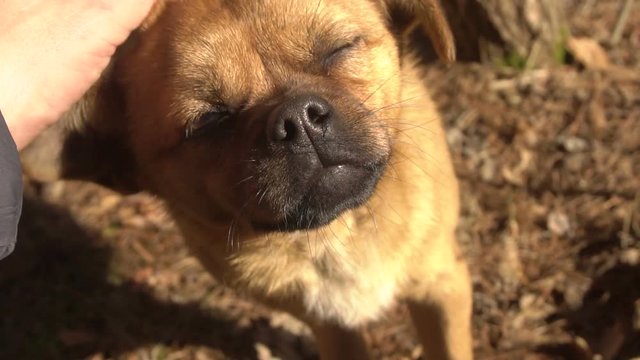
top-left (170, 201), bottom-right (405, 326)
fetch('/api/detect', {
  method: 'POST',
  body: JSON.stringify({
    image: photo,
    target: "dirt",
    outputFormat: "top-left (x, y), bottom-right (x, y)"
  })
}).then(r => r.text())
top-left (1, 1), bottom-right (639, 359)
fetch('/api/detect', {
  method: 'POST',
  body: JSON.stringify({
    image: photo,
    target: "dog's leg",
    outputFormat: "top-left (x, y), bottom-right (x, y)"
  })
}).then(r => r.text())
top-left (406, 248), bottom-right (473, 360)
top-left (307, 322), bottom-right (370, 360)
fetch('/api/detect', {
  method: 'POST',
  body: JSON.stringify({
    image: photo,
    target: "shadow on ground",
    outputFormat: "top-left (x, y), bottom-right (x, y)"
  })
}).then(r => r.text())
top-left (0, 194), bottom-right (304, 360)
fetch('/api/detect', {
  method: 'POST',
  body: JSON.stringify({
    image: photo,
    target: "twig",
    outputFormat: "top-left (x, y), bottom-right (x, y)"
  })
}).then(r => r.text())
top-left (580, 0), bottom-right (598, 15)
top-left (131, 238), bottom-right (155, 263)
top-left (611, 0), bottom-right (635, 45)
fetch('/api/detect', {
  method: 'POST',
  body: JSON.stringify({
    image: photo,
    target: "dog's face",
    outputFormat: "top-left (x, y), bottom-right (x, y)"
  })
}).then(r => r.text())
top-left (118, 0), bottom-right (406, 231)
top-left (25, 0), bottom-right (453, 234)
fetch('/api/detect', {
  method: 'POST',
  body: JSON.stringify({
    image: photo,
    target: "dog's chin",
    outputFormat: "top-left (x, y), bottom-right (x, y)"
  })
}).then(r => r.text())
top-left (251, 162), bottom-right (385, 232)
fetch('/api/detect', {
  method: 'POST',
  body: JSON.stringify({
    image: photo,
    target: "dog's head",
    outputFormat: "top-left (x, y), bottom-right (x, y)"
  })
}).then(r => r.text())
top-left (23, 0), bottom-right (454, 232)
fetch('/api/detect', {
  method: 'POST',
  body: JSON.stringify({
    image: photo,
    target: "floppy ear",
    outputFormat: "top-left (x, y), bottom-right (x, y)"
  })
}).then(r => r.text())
top-left (377, 0), bottom-right (456, 63)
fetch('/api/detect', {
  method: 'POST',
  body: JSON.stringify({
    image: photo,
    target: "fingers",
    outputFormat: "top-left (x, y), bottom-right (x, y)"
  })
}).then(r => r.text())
top-left (106, 0), bottom-right (157, 28)
top-left (99, 0), bottom-right (158, 45)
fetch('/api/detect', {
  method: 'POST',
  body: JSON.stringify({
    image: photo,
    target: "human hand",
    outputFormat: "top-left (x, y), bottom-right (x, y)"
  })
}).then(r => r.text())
top-left (0, 0), bottom-right (157, 149)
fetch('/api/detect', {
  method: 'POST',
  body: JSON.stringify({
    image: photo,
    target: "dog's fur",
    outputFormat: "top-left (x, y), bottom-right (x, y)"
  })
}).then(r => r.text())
top-left (21, 1), bottom-right (472, 358)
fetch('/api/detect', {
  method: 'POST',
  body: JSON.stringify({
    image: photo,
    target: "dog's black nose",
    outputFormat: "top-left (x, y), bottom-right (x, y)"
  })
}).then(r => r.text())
top-left (267, 94), bottom-right (333, 145)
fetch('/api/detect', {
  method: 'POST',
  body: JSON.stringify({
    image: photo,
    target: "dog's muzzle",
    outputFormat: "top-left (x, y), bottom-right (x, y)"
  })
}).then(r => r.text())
top-left (247, 93), bottom-right (385, 231)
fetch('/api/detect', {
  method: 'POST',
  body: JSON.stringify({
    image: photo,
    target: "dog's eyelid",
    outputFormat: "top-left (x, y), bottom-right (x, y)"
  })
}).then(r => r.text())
top-left (332, 35), bottom-right (364, 54)
top-left (350, 35), bottom-right (365, 45)
top-left (184, 106), bottom-right (232, 140)
top-left (322, 35), bottom-right (364, 67)
top-left (209, 103), bottom-right (229, 113)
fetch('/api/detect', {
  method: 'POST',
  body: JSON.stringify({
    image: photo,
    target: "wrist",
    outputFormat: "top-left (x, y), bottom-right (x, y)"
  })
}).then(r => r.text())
top-left (3, 110), bottom-right (54, 150)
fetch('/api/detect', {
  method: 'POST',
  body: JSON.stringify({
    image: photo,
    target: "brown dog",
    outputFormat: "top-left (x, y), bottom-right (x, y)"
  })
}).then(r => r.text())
top-left (22, 0), bottom-right (472, 358)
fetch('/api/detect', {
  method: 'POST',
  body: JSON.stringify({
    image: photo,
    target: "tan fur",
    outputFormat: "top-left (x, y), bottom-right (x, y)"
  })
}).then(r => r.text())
top-left (22, 1), bottom-right (472, 359)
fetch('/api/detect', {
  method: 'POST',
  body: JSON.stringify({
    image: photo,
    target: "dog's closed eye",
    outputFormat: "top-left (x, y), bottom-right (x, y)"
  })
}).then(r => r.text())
top-left (321, 35), bottom-right (364, 68)
top-left (185, 105), bottom-right (232, 140)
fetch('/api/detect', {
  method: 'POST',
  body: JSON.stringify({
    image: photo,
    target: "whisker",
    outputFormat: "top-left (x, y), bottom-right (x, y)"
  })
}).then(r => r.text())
top-left (305, 229), bottom-right (314, 259)
top-left (235, 175), bottom-right (254, 187)
top-left (257, 188), bottom-right (269, 206)
top-left (367, 96), bottom-right (421, 115)
top-left (308, 0), bottom-right (323, 35)
top-left (226, 218), bottom-right (237, 253)
top-left (364, 203), bottom-right (378, 237)
top-left (370, 192), bottom-right (404, 224)
top-left (360, 71), bottom-right (400, 106)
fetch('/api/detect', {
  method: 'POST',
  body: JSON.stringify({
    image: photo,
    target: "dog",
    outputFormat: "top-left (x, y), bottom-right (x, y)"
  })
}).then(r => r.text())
top-left (21, 0), bottom-right (472, 358)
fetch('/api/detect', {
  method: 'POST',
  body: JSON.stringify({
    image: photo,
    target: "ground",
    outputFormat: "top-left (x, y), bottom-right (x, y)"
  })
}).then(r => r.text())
top-left (1, 1), bottom-right (639, 359)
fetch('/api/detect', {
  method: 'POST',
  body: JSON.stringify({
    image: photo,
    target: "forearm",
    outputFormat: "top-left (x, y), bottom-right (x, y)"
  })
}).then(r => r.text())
top-left (0, 109), bottom-right (23, 260)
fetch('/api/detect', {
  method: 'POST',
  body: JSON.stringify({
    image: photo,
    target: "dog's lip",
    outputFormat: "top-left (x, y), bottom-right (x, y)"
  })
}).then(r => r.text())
top-left (314, 163), bottom-right (361, 182)
top-left (248, 158), bottom-right (387, 232)
top-left (315, 163), bottom-right (349, 176)
top-left (306, 162), bottom-right (377, 189)
top-left (325, 164), bottom-right (347, 173)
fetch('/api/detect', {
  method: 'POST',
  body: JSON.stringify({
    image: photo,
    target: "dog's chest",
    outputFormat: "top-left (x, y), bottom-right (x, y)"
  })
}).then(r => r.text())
top-left (299, 248), bottom-right (399, 326)
top-left (234, 229), bottom-right (403, 326)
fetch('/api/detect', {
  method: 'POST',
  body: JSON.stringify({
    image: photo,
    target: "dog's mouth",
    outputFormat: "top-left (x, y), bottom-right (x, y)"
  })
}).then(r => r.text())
top-left (249, 160), bottom-right (386, 232)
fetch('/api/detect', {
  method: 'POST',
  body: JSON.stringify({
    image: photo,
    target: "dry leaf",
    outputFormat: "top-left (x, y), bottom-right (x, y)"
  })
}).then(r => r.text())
top-left (567, 37), bottom-right (610, 70)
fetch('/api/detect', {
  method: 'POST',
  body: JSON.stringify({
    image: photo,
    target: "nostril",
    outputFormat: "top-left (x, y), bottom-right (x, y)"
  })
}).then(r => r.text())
top-left (306, 103), bottom-right (330, 124)
top-left (282, 119), bottom-right (297, 142)
top-left (272, 119), bottom-right (287, 141)
top-left (271, 117), bottom-right (299, 142)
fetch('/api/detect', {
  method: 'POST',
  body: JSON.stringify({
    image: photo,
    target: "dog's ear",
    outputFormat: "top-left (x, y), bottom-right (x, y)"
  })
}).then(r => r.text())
top-left (375, 0), bottom-right (456, 63)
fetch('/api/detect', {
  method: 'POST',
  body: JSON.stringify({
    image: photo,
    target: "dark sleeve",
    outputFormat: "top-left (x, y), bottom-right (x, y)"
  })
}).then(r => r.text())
top-left (0, 110), bottom-right (22, 260)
